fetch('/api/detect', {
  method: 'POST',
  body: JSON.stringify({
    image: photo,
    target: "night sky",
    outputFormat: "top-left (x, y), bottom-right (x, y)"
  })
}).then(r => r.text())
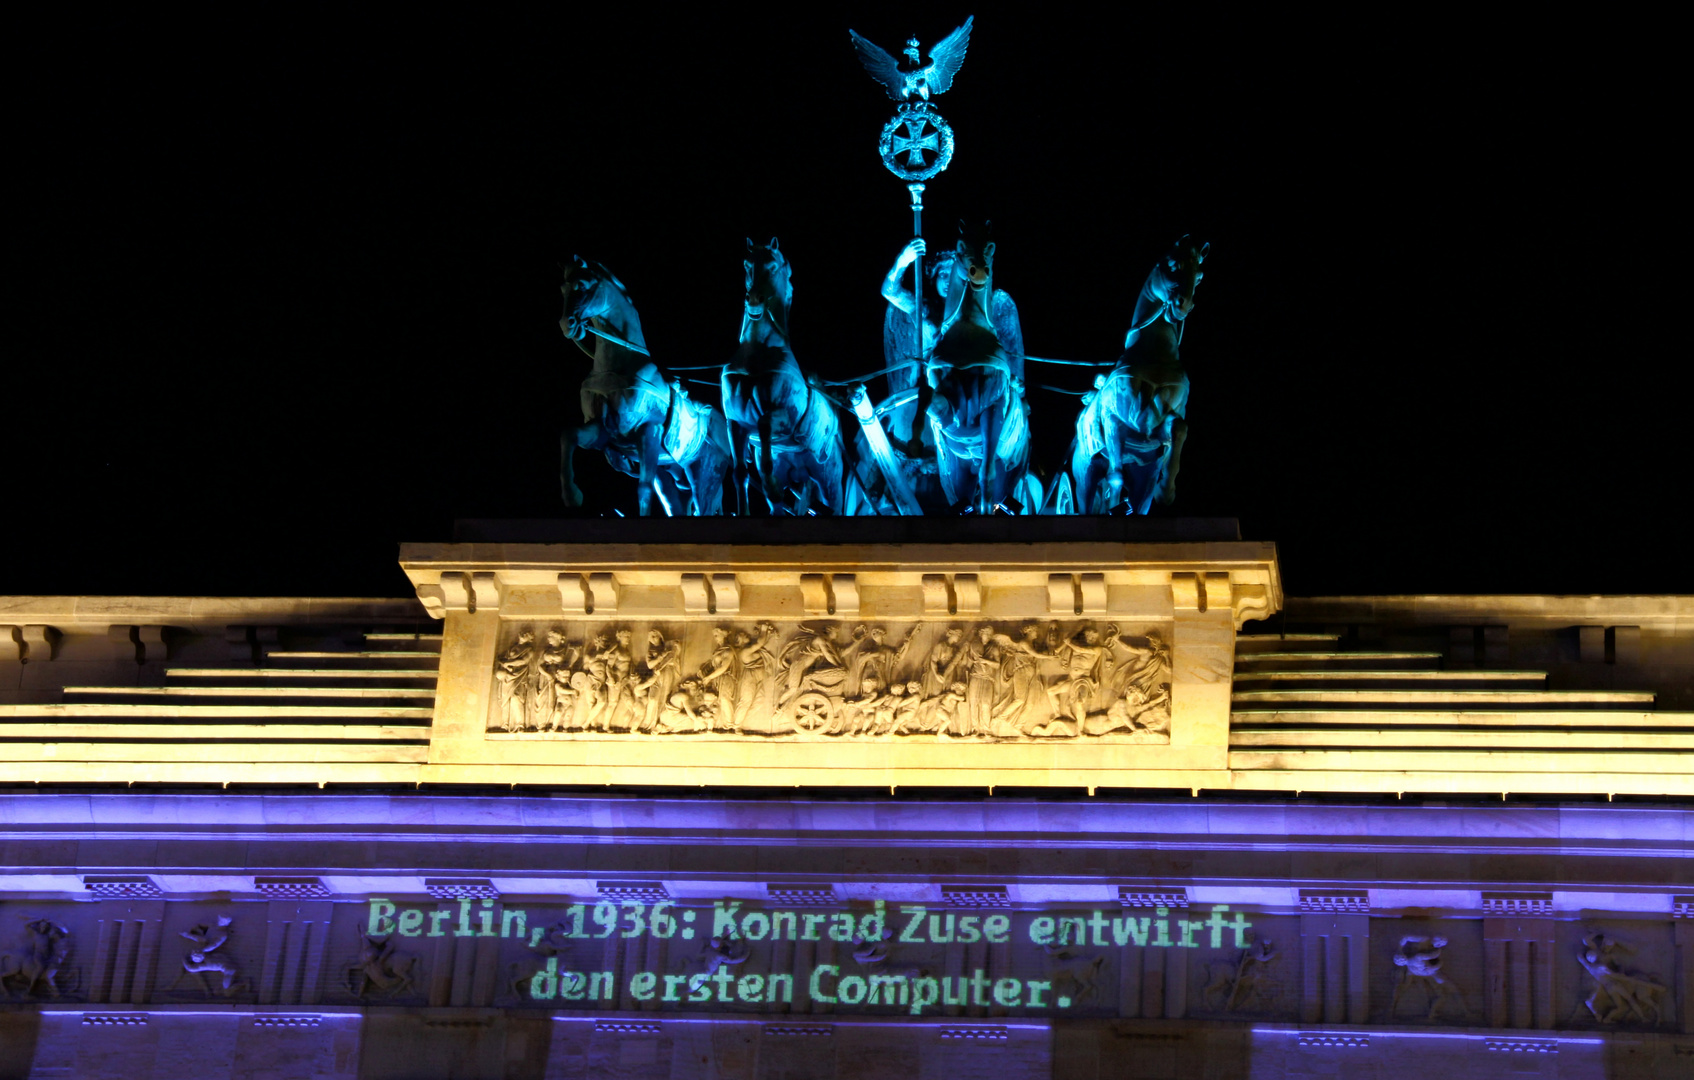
top-left (10, 7), bottom-right (1681, 600)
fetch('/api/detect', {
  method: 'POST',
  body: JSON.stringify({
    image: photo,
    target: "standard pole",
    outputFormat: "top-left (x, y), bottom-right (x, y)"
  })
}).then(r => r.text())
top-left (908, 183), bottom-right (925, 370)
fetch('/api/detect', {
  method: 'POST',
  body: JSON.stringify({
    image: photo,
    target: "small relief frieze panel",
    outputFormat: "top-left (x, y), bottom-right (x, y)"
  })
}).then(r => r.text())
top-left (1572, 928), bottom-right (1671, 1027)
top-left (1375, 919), bottom-right (1484, 1026)
top-left (1553, 919), bottom-right (1677, 1031)
top-left (0, 915), bottom-right (76, 1000)
top-left (486, 619), bottom-right (1172, 743)
top-left (1189, 912), bottom-right (1300, 1020)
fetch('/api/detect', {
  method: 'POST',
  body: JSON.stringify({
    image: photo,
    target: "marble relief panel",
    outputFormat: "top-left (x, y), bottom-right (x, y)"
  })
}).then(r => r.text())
top-left (484, 619), bottom-right (1173, 743)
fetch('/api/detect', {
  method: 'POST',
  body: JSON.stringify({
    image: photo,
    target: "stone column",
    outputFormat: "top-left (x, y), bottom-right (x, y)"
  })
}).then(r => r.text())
top-left (1298, 893), bottom-right (1370, 1024)
top-left (1482, 893), bottom-right (1555, 1029)
top-left (256, 899), bottom-right (332, 1005)
top-left (86, 899), bottom-right (165, 1004)
top-left (423, 572), bottom-right (502, 769)
top-left (1168, 573), bottom-right (1234, 764)
top-left (1674, 898), bottom-right (1693, 1034)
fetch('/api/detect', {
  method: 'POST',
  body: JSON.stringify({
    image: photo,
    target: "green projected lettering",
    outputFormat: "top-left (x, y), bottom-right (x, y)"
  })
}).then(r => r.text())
top-left (364, 899), bottom-right (1252, 1014)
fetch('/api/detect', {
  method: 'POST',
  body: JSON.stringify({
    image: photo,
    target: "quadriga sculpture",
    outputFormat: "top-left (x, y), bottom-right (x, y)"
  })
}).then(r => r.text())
top-left (720, 238), bottom-right (846, 515)
top-left (558, 257), bottom-right (732, 516)
top-left (925, 221), bottom-right (1037, 513)
top-left (1068, 236), bottom-right (1207, 514)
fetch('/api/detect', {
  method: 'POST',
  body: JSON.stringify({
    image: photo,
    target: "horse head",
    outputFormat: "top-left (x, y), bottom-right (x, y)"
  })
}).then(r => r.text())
top-left (559, 255), bottom-right (624, 342)
top-left (941, 219), bottom-right (996, 332)
top-left (743, 237), bottom-right (793, 338)
top-left (1155, 235), bottom-right (1208, 322)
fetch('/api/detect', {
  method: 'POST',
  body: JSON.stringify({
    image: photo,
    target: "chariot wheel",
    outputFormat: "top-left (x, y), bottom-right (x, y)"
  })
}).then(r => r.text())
top-left (791, 692), bottom-right (834, 733)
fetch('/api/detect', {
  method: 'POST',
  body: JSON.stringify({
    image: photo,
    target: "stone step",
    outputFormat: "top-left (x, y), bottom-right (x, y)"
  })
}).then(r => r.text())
top-left (1234, 651), bottom-right (1444, 664)
top-left (0, 703), bottom-right (434, 720)
top-left (1231, 709), bottom-right (1694, 728)
top-left (166, 668), bottom-right (439, 681)
top-left (1232, 689), bottom-right (1655, 705)
top-left (1232, 669), bottom-right (1545, 683)
top-left (0, 742), bottom-right (428, 763)
top-left (1231, 728), bottom-right (1694, 749)
top-left (262, 650), bottom-right (442, 662)
top-left (0, 723), bottom-right (429, 741)
top-left (63, 685), bottom-right (436, 699)
top-left (1233, 635), bottom-right (1341, 652)
top-left (1229, 748), bottom-right (1690, 774)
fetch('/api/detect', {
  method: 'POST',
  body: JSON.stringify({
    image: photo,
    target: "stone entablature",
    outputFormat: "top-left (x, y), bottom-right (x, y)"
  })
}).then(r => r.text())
top-left (2, 794), bottom-right (1691, 1069)
top-left (398, 539), bottom-right (1276, 790)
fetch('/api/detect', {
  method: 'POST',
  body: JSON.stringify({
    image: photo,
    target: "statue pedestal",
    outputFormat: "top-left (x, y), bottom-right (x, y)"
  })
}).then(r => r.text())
top-left (400, 522), bottom-right (1280, 791)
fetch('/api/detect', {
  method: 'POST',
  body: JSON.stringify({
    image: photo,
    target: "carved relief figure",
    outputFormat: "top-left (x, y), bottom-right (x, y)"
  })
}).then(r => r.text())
top-left (1044, 623), bottom-right (1118, 727)
top-left (495, 631), bottom-right (535, 733)
top-left (737, 622), bottom-right (781, 728)
top-left (536, 630), bottom-right (574, 732)
top-left (1577, 932), bottom-right (1666, 1025)
top-left (1203, 931), bottom-right (1278, 1012)
top-left (1391, 935), bottom-right (1465, 1020)
top-left (0, 917), bottom-right (74, 999)
top-left (993, 623), bottom-right (1049, 731)
top-left (509, 920), bottom-right (590, 1000)
top-left (697, 628), bottom-right (742, 731)
top-left (173, 915), bottom-right (247, 996)
top-left (684, 935), bottom-right (751, 994)
top-left (922, 628), bottom-right (964, 698)
top-left (636, 630), bottom-right (684, 733)
top-left (1041, 920), bottom-right (1106, 1005)
top-left (348, 933), bottom-right (419, 999)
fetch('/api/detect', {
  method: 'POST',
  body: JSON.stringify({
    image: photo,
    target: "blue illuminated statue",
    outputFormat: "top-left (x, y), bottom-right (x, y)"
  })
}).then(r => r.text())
top-left (720, 238), bottom-right (847, 515)
top-left (924, 221), bottom-right (1038, 513)
top-left (558, 257), bottom-right (732, 516)
top-left (1067, 237), bottom-right (1208, 514)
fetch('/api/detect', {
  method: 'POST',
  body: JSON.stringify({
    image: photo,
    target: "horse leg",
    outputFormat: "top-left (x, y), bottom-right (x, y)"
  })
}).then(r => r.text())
top-left (560, 421), bottom-right (604, 507)
top-left (758, 411), bottom-right (779, 513)
top-left (726, 421), bottom-right (750, 516)
top-left (980, 405), bottom-right (1003, 512)
top-left (637, 418), bottom-right (661, 517)
top-left (1157, 418), bottom-right (1188, 506)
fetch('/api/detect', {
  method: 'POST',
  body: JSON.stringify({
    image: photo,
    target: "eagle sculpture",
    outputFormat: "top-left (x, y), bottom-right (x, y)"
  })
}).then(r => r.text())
top-left (849, 16), bottom-right (974, 102)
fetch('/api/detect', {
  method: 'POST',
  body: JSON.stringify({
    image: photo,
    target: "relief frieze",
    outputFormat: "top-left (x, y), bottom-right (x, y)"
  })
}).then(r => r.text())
top-left (485, 619), bottom-right (1172, 742)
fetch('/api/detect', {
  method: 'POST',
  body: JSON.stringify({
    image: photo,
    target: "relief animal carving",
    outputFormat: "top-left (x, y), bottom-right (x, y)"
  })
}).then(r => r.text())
top-left (488, 619), bottom-right (1172, 744)
top-left (508, 921), bottom-right (583, 1001)
top-left (0, 917), bottom-right (75, 1000)
top-left (1203, 932), bottom-right (1278, 1012)
top-left (851, 927), bottom-right (930, 981)
top-left (1043, 921), bottom-right (1105, 1005)
top-left (682, 935), bottom-right (751, 994)
top-left (1390, 935), bottom-right (1466, 1020)
top-left (1577, 932), bottom-right (1666, 1026)
top-left (171, 915), bottom-right (247, 997)
top-left (348, 933), bottom-right (419, 999)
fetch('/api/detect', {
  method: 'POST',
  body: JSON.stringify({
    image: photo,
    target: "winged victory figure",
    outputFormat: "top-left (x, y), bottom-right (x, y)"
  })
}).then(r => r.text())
top-left (849, 15), bottom-right (974, 101)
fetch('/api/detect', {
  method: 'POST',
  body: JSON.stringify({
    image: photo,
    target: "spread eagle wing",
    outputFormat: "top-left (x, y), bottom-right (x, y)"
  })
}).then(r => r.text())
top-left (849, 28), bottom-right (906, 100)
top-left (920, 15), bottom-right (974, 96)
top-left (990, 289), bottom-right (1025, 382)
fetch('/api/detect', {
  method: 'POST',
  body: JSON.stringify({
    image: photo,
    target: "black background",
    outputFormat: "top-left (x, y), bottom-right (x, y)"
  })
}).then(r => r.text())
top-left (9, 5), bottom-right (1682, 599)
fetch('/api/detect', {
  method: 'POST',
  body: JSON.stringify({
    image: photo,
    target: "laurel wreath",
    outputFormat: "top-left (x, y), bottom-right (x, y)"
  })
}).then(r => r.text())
top-left (878, 103), bottom-right (955, 182)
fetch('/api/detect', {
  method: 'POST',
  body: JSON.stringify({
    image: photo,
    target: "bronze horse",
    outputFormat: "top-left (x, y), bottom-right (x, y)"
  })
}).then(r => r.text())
top-left (720, 238), bottom-right (845, 515)
top-left (1068, 236), bottom-right (1207, 514)
top-left (925, 222), bottom-right (1034, 512)
top-left (558, 256), bottom-right (732, 516)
